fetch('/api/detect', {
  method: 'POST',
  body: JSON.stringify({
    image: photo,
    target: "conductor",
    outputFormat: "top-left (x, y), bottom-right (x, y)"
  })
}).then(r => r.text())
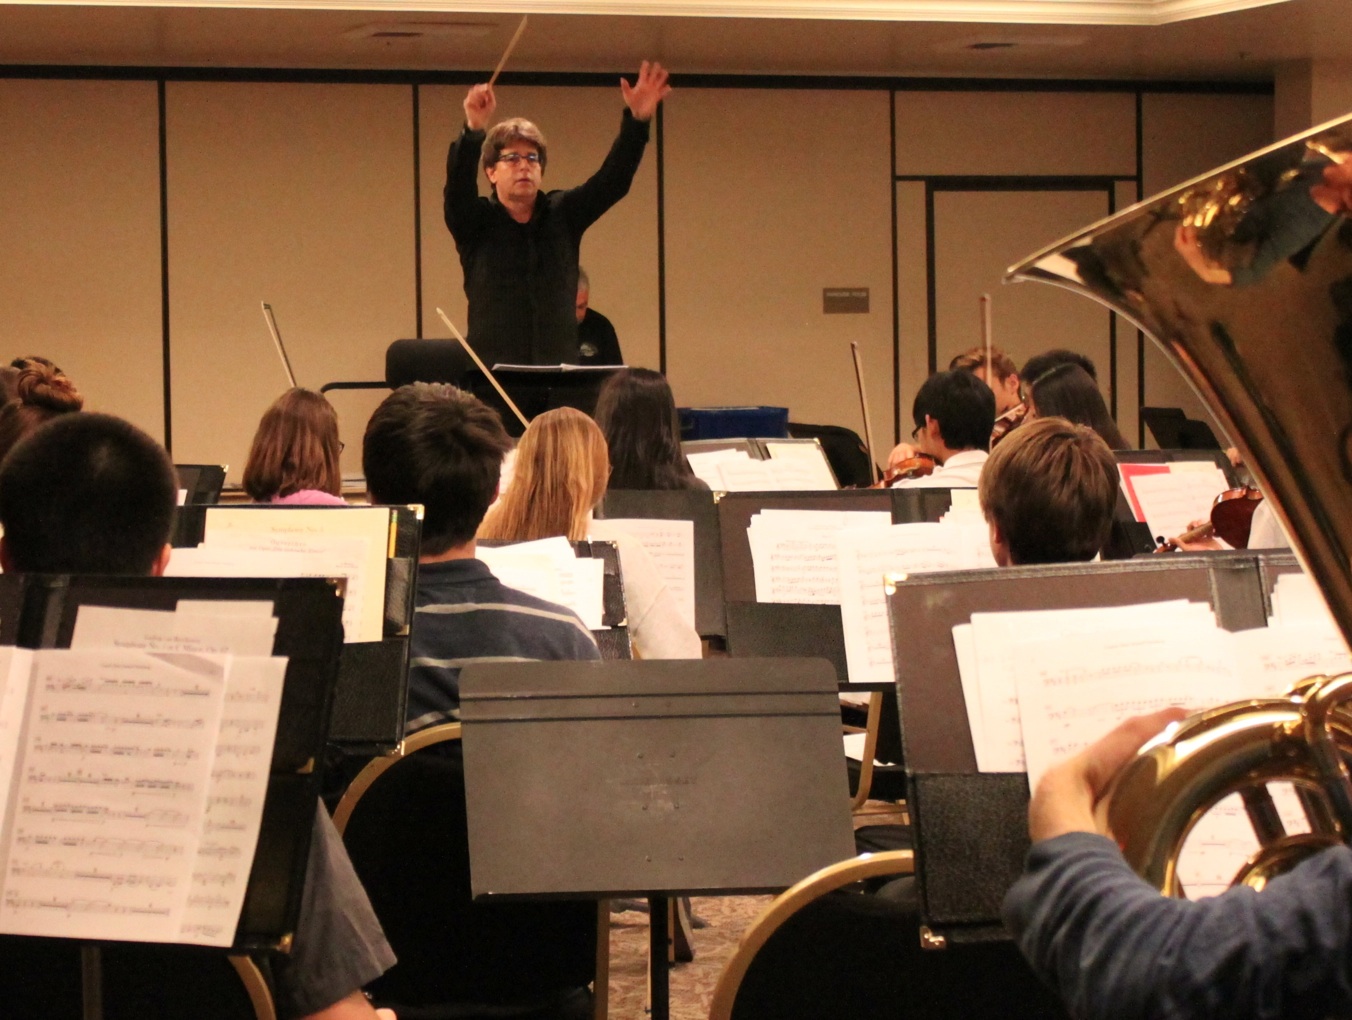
top-left (445, 62), bottom-right (671, 366)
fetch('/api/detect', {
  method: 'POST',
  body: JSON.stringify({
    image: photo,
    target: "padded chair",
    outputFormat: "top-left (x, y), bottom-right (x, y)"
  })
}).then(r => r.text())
top-left (333, 723), bottom-right (607, 1020)
top-left (0, 940), bottom-right (274, 1019)
top-left (708, 851), bottom-right (1065, 1020)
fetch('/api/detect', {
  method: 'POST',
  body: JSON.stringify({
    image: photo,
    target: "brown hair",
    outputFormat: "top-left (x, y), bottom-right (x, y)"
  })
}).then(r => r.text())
top-left (478, 407), bottom-right (609, 543)
top-left (481, 118), bottom-right (549, 175)
top-left (242, 388), bottom-right (342, 501)
top-left (0, 358), bottom-right (84, 464)
top-left (979, 415), bottom-right (1120, 565)
top-left (949, 346), bottom-right (1018, 383)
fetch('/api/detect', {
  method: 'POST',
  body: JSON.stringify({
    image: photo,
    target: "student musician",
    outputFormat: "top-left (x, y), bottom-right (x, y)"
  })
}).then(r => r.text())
top-left (479, 406), bottom-right (702, 659)
top-left (445, 63), bottom-right (670, 366)
top-left (1024, 362), bottom-right (1130, 451)
top-left (0, 355), bottom-right (83, 463)
top-left (886, 369), bottom-right (995, 487)
top-left (574, 266), bottom-right (624, 366)
top-left (978, 416), bottom-right (1121, 566)
top-left (592, 367), bottom-right (707, 491)
top-left (0, 413), bottom-right (396, 1020)
top-left (949, 345), bottom-right (1027, 448)
top-left (243, 387), bottom-right (346, 506)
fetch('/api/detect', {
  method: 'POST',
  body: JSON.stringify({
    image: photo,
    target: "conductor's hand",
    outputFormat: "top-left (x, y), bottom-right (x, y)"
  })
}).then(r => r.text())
top-left (464, 84), bottom-right (496, 132)
top-left (621, 61), bottom-right (672, 121)
top-left (1028, 708), bottom-right (1188, 844)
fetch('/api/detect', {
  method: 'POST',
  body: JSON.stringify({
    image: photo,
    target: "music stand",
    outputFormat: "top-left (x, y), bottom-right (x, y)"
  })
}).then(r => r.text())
top-left (465, 365), bottom-right (621, 435)
top-left (458, 657), bottom-right (855, 1020)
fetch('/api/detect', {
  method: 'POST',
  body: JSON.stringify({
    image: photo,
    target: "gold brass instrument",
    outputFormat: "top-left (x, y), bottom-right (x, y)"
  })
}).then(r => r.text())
top-left (1006, 113), bottom-right (1352, 893)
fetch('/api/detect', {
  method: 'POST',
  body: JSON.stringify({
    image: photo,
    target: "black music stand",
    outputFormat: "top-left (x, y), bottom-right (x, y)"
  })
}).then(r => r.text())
top-left (458, 657), bottom-right (856, 1020)
top-left (466, 365), bottom-right (621, 435)
top-left (887, 555), bottom-right (1275, 945)
top-left (170, 504), bottom-right (422, 753)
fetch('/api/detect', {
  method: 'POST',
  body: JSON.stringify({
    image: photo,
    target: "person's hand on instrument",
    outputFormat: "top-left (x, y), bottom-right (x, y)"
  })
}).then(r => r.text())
top-left (464, 84), bottom-right (497, 132)
top-left (621, 61), bottom-right (672, 122)
top-left (1028, 708), bottom-right (1188, 843)
top-left (887, 443), bottom-right (920, 472)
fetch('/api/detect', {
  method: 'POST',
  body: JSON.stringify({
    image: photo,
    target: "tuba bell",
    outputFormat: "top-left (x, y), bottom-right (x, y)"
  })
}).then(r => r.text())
top-left (1006, 113), bottom-right (1352, 893)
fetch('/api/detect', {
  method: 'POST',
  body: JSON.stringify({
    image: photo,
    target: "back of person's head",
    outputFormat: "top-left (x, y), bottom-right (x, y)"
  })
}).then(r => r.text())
top-left (481, 118), bottom-right (549, 174)
top-left (479, 407), bottom-right (609, 543)
top-left (949, 346), bottom-right (1018, 384)
top-left (593, 368), bottom-right (696, 491)
top-left (0, 357), bottom-right (84, 464)
top-left (912, 370), bottom-right (995, 452)
top-left (1021, 349), bottom-right (1098, 386)
top-left (1026, 363), bottom-right (1128, 450)
top-left (979, 416), bottom-right (1120, 566)
top-left (363, 383), bottom-right (513, 557)
top-left (0, 413), bottom-right (176, 575)
top-left (242, 388), bottom-right (342, 502)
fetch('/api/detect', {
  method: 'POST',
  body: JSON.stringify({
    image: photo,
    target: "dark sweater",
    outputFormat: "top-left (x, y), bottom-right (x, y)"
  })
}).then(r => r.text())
top-left (444, 112), bottom-right (650, 366)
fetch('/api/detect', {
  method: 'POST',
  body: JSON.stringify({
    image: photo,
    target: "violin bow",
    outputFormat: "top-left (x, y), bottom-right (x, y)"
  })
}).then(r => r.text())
top-left (851, 342), bottom-right (882, 485)
top-left (434, 307), bottom-right (531, 430)
top-left (980, 292), bottom-right (993, 384)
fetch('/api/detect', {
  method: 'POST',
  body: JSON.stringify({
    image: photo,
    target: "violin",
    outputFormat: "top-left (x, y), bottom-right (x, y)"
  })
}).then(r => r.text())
top-left (1155, 485), bottom-right (1264, 552)
top-left (876, 453), bottom-right (937, 487)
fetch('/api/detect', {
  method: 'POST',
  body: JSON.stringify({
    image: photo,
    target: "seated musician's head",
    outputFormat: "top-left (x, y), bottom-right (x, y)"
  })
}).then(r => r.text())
top-left (363, 383), bottom-right (513, 558)
top-left (593, 368), bottom-right (699, 491)
top-left (1020, 348), bottom-right (1098, 387)
top-left (0, 356), bottom-right (84, 465)
top-left (479, 406), bottom-right (609, 543)
top-left (0, 412), bottom-right (176, 576)
top-left (949, 346), bottom-right (1022, 416)
top-left (911, 369), bottom-right (995, 463)
top-left (979, 415), bottom-right (1120, 567)
top-left (242, 387), bottom-right (343, 504)
top-left (1025, 362), bottom-right (1129, 451)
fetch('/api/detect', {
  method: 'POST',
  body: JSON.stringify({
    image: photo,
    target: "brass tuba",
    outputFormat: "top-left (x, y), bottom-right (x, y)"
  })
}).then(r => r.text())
top-left (1006, 114), bottom-right (1352, 891)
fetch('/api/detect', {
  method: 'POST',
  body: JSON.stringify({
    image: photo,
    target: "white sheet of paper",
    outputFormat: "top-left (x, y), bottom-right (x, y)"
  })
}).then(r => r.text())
top-left (73, 605), bottom-right (278, 658)
top-left (748, 511), bottom-right (891, 605)
top-left (685, 449), bottom-right (753, 490)
top-left (196, 506), bottom-right (391, 643)
top-left (1127, 466), bottom-right (1230, 543)
top-left (762, 441), bottom-right (839, 490)
top-left (962, 601), bottom-right (1213, 772)
top-left (477, 539), bottom-right (605, 629)
top-left (717, 457), bottom-right (834, 492)
top-left (592, 519), bottom-right (696, 631)
top-left (1270, 572), bottom-right (1340, 631)
top-left (837, 522), bottom-right (995, 685)
top-left (952, 624), bottom-right (982, 753)
top-left (474, 549), bottom-right (563, 607)
top-left (0, 649), bottom-right (226, 943)
top-left (0, 647), bottom-right (33, 839)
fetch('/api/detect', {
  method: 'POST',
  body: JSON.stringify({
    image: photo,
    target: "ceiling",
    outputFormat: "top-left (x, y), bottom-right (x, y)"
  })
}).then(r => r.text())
top-left (0, 0), bottom-right (1348, 80)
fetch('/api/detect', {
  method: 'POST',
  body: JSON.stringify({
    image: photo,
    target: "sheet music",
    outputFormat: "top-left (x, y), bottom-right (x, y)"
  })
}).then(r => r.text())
top-left (197, 506), bottom-right (391, 643)
top-left (1124, 465), bottom-right (1231, 542)
top-left (716, 457), bottom-right (835, 492)
top-left (747, 510), bottom-right (890, 604)
top-left (1231, 622), bottom-right (1352, 690)
top-left (0, 648), bottom-right (32, 841)
top-left (1270, 571), bottom-right (1340, 630)
top-left (591, 518), bottom-right (695, 630)
top-left (477, 537), bottom-right (606, 629)
top-left (952, 624), bottom-right (983, 751)
top-left (0, 649), bottom-right (226, 943)
top-left (838, 522), bottom-right (995, 685)
top-left (961, 601), bottom-right (1213, 773)
top-left (762, 441), bottom-right (838, 490)
top-left (68, 605), bottom-right (287, 945)
top-left (685, 449), bottom-right (754, 490)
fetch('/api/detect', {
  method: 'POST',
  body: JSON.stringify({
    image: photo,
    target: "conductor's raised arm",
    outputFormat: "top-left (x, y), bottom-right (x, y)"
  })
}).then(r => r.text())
top-left (620, 60), bottom-right (672, 122)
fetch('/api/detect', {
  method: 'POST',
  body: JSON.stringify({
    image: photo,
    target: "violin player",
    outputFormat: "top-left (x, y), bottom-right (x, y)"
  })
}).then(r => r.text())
top-left (949, 345), bottom-right (1028, 448)
top-left (885, 370), bottom-right (994, 488)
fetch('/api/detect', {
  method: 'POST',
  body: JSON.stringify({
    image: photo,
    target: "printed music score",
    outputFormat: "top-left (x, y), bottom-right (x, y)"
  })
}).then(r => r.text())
top-left (1118, 461), bottom-right (1230, 542)
top-left (590, 518), bottom-right (695, 630)
top-left (0, 603), bottom-right (286, 946)
top-left (748, 509), bottom-right (891, 605)
top-left (953, 596), bottom-right (1352, 898)
top-left (685, 449), bottom-right (837, 491)
top-left (477, 537), bottom-right (607, 630)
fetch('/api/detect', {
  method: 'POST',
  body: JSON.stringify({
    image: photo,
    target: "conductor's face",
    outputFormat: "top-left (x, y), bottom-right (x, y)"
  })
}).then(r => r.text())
top-left (486, 142), bottom-right (543, 207)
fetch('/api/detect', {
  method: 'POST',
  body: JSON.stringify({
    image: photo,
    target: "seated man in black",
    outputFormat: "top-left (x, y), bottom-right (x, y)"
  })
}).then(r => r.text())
top-left (574, 266), bottom-right (623, 366)
top-left (358, 383), bottom-right (600, 1017)
top-left (0, 412), bottom-right (395, 1020)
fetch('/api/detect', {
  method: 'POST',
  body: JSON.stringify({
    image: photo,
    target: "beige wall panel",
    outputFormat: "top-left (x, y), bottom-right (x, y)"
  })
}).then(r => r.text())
top-left (895, 91), bottom-right (1136, 178)
top-left (896, 181), bottom-right (929, 445)
top-left (664, 88), bottom-right (893, 449)
top-left (420, 83), bottom-right (660, 370)
top-left (166, 81), bottom-right (416, 480)
top-left (1141, 92), bottom-right (1274, 198)
top-left (927, 189), bottom-right (1113, 427)
top-left (0, 79), bottom-right (163, 440)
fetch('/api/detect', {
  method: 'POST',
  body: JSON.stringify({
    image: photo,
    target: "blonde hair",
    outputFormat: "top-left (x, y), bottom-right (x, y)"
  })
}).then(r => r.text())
top-left (242, 388), bottom-right (342, 501)
top-left (479, 407), bottom-right (609, 543)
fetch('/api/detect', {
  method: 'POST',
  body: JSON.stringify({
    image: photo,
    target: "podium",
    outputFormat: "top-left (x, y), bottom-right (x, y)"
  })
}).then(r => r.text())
top-left (458, 657), bottom-right (855, 1019)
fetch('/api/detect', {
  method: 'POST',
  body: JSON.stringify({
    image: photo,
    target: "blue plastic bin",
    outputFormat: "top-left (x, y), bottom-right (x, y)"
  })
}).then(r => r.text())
top-left (678, 406), bottom-right (790, 440)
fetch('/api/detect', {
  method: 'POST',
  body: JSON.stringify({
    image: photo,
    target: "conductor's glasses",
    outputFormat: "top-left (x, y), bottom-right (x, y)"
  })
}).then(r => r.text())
top-left (496, 152), bottom-right (542, 166)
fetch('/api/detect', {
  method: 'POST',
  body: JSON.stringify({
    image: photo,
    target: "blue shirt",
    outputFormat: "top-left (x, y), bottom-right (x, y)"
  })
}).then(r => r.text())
top-left (406, 557), bottom-right (600, 733)
top-left (1003, 831), bottom-right (1352, 1020)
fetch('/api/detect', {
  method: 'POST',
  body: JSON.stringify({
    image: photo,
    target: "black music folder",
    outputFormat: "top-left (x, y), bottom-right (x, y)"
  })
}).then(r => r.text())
top-left (887, 555), bottom-right (1276, 944)
top-left (170, 503), bottom-right (421, 752)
